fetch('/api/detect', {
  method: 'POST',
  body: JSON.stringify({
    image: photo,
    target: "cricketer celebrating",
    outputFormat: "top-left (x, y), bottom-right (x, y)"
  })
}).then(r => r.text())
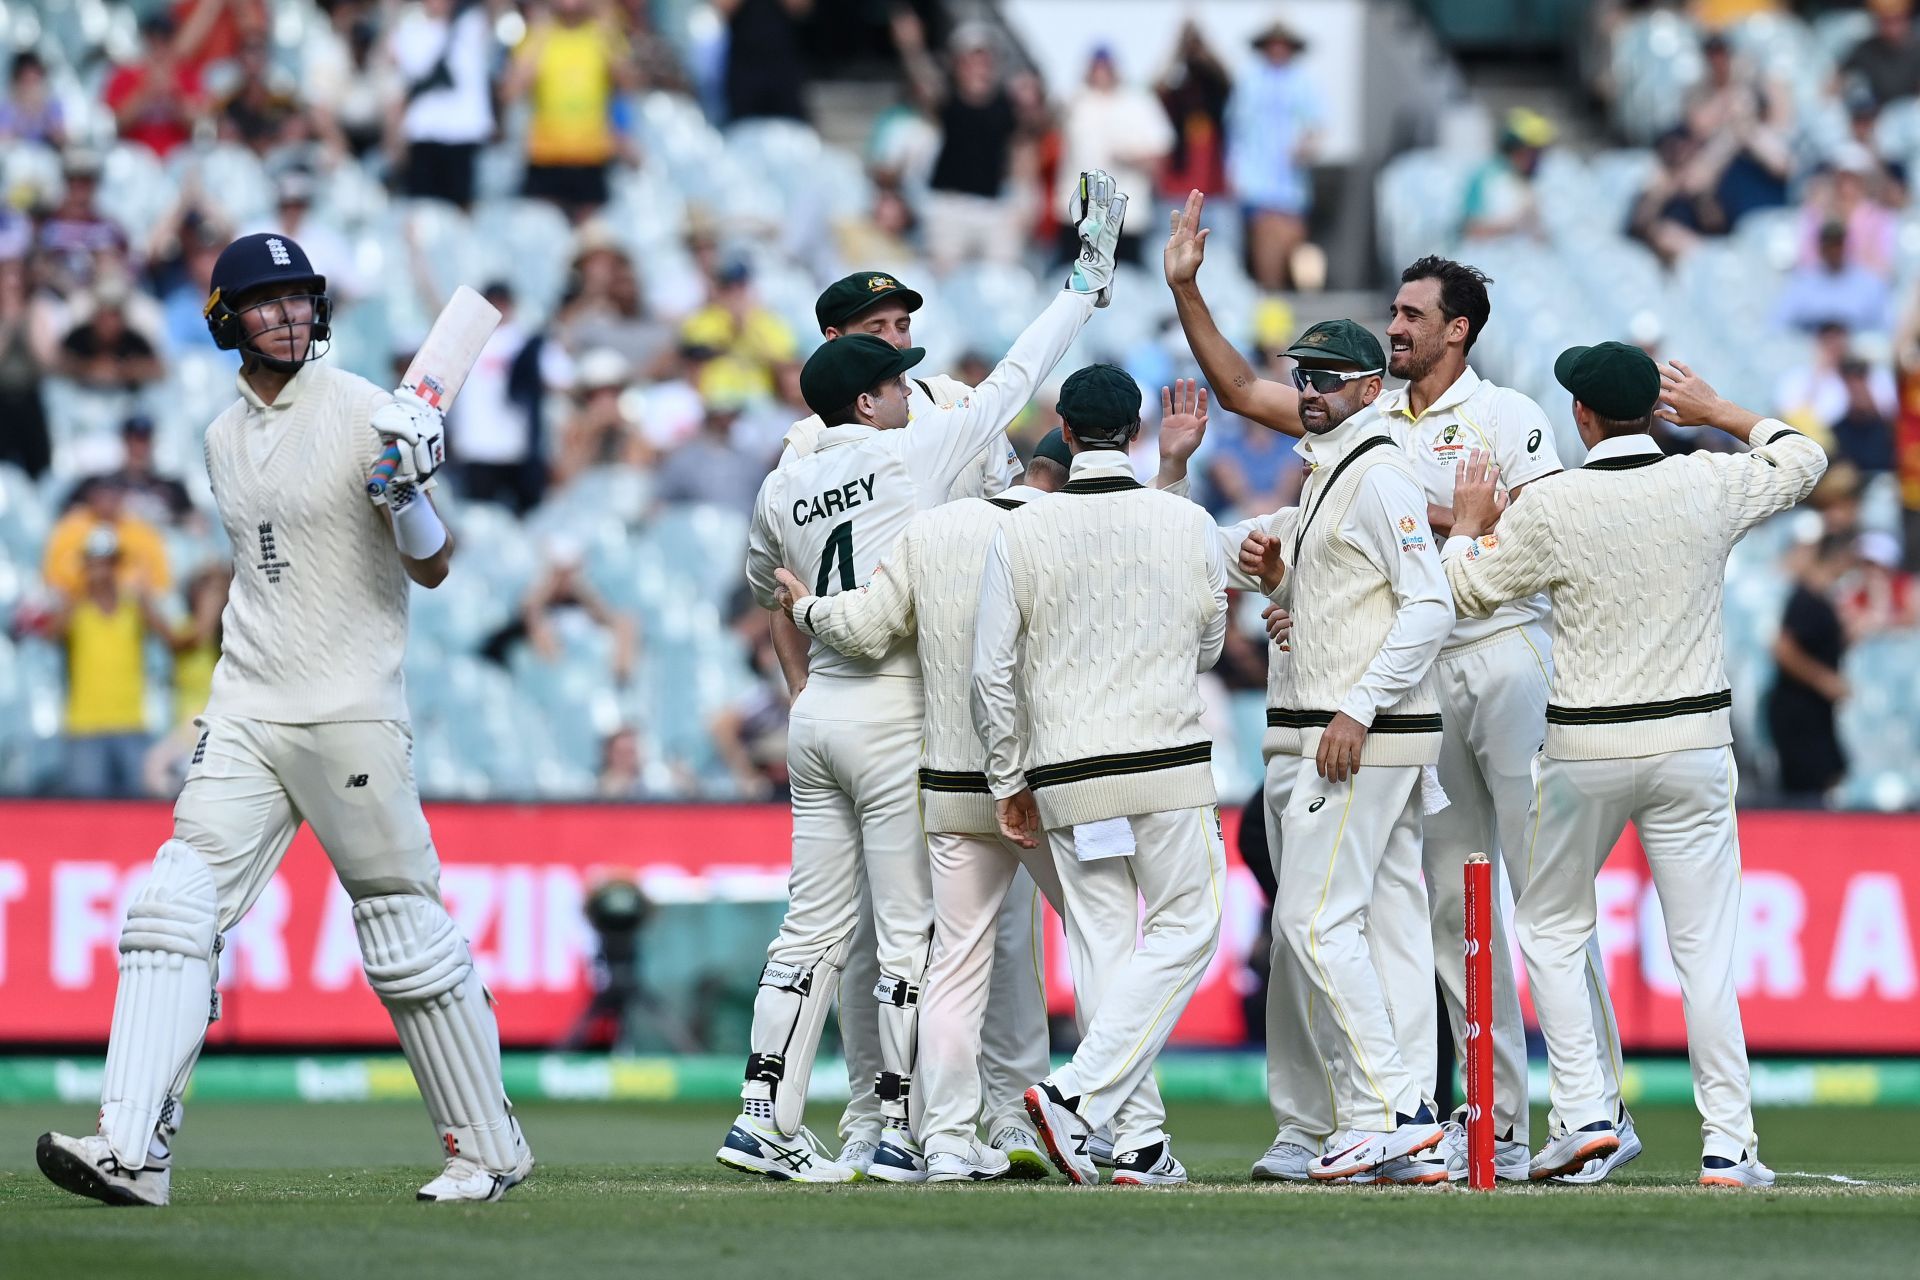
top-left (1443, 348), bottom-right (1826, 1187)
top-left (722, 173), bottom-right (1128, 1183)
top-left (973, 364), bottom-right (1229, 1188)
top-left (1166, 189), bottom-right (1628, 1181)
top-left (36, 233), bottom-right (531, 1206)
top-left (770, 268), bottom-right (1038, 1176)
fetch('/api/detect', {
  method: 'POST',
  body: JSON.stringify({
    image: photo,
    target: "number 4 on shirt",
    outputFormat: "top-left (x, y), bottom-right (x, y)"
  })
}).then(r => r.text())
top-left (816, 520), bottom-right (855, 594)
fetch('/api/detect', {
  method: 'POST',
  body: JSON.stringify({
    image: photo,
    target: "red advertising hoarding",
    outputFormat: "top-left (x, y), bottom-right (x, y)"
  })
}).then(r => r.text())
top-left (0, 802), bottom-right (1913, 1051)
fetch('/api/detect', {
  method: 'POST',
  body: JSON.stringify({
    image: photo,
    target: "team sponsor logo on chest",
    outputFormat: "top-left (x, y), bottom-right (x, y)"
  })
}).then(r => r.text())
top-left (1429, 422), bottom-right (1468, 459)
top-left (793, 473), bottom-right (877, 525)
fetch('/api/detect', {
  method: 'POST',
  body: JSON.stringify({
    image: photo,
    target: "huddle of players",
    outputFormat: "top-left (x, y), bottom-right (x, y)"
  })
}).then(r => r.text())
top-left (725, 177), bottom-right (1826, 1190)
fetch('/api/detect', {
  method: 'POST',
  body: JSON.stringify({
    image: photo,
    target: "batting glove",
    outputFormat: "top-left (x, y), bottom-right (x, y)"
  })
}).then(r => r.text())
top-left (371, 389), bottom-right (446, 484)
top-left (1064, 169), bottom-right (1130, 308)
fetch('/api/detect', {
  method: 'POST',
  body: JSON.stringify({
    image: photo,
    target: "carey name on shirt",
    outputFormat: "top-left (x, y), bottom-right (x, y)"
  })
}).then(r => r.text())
top-left (793, 474), bottom-right (877, 525)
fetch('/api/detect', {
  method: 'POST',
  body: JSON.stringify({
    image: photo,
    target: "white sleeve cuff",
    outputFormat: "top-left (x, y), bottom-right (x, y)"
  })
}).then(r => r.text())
top-left (1440, 534), bottom-right (1477, 562)
top-left (1334, 691), bottom-right (1375, 728)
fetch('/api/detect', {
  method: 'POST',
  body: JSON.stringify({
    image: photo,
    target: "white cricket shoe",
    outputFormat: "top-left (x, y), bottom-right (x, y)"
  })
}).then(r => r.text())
top-left (926, 1141), bottom-right (1011, 1183)
top-left (36, 1132), bottom-right (169, 1207)
top-left (1110, 1139), bottom-right (1188, 1187)
top-left (1555, 1109), bottom-right (1642, 1184)
top-left (1250, 1136), bottom-right (1315, 1182)
top-left (1310, 1105), bottom-right (1445, 1181)
top-left (864, 1126), bottom-right (929, 1184)
top-left (1430, 1117), bottom-right (1531, 1182)
top-left (418, 1117), bottom-right (535, 1203)
top-left (1699, 1151), bottom-right (1775, 1189)
top-left (1375, 1152), bottom-right (1450, 1185)
top-left (1087, 1126), bottom-right (1116, 1169)
top-left (838, 1136), bottom-right (879, 1179)
top-left (1530, 1121), bottom-right (1618, 1181)
top-left (1023, 1081), bottom-right (1098, 1186)
top-left (716, 1114), bottom-right (858, 1182)
top-left (989, 1122), bottom-right (1051, 1180)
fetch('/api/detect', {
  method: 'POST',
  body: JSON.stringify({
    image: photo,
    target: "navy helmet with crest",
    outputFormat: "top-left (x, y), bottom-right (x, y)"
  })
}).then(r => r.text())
top-left (204, 232), bottom-right (332, 370)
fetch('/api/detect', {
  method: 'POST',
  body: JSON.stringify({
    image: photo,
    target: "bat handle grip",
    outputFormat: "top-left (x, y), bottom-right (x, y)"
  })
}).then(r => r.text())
top-left (366, 443), bottom-right (403, 496)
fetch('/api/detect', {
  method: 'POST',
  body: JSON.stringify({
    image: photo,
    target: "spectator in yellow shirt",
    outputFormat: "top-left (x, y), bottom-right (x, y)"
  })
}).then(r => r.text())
top-left (43, 476), bottom-right (172, 599)
top-left (52, 528), bottom-right (191, 797)
top-left (678, 259), bottom-right (797, 401)
top-left (508, 0), bottom-right (636, 221)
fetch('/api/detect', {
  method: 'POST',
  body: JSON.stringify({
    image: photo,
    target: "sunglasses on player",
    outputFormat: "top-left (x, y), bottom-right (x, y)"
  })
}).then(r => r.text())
top-left (1289, 366), bottom-right (1383, 394)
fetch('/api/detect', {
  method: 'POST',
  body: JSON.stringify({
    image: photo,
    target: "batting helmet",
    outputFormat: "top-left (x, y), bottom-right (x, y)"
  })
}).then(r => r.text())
top-left (203, 232), bottom-right (332, 371)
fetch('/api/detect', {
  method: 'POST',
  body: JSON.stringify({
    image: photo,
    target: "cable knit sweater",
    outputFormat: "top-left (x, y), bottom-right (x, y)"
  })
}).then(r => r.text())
top-left (793, 488), bottom-right (1042, 834)
top-left (972, 452), bottom-right (1228, 827)
top-left (1442, 424), bottom-right (1827, 760)
top-left (202, 363), bottom-right (409, 723)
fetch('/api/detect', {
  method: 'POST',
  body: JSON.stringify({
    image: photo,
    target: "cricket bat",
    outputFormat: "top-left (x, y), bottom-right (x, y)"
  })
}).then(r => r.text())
top-left (367, 284), bottom-right (503, 496)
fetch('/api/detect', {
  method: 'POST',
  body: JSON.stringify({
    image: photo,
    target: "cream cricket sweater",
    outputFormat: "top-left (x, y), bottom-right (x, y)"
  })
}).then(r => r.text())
top-left (794, 488), bottom-right (1042, 835)
top-left (972, 452), bottom-right (1228, 828)
top-left (1240, 413), bottom-right (1450, 766)
top-left (1442, 424), bottom-right (1827, 760)
top-left (202, 363), bottom-right (411, 723)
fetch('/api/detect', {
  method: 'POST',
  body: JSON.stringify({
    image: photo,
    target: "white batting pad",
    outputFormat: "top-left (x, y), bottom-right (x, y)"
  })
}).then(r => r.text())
top-left (353, 894), bottom-right (519, 1171)
top-left (99, 841), bottom-right (220, 1168)
top-left (751, 931), bottom-right (854, 1137)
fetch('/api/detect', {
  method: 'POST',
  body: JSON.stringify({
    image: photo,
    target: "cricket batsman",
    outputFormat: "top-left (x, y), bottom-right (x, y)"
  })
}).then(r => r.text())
top-left (36, 234), bottom-right (531, 1205)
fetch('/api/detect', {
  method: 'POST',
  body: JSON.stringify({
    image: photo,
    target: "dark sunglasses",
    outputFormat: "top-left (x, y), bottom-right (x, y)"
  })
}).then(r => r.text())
top-left (1289, 366), bottom-right (1382, 394)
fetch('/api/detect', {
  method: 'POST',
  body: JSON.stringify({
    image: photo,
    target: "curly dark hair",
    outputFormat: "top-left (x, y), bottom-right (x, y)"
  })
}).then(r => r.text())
top-left (1400, 256), bottom-right (1493, 355)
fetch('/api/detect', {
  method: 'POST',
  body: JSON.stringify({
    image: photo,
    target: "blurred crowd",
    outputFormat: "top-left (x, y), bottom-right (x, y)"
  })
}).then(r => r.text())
top-left (0, 1), bottom-right (1336, 803)
top-left (2, 1), bottom-right (1913, 810)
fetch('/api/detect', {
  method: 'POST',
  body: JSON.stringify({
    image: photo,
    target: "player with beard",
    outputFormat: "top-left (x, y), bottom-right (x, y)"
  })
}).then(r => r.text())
top-left (1165, 191), bottom-right (1632, 1182)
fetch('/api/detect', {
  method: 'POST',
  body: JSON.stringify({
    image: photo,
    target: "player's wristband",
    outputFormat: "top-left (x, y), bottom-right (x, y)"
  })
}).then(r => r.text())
top-left (393, 495), bottom-right (448, 558)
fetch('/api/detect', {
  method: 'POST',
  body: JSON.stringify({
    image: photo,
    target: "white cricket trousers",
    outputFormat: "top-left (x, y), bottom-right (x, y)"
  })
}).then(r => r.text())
top-left (1519, 746), bottom-right (1756, 1160)
top-left (1424, 626), bottom-right (1625, 1144)
top-left (840, 865), bottom-right (1048, 1143)
top-left (1261, 754), bottom-right (1434, 1148)
top-left (917, 831), bottom-right (1064, 1159)
top-left (1275, 763), bottom-right (1432, 1132)
top-left (1046, 806), bottom-right (1225, 1150)
top-left (759, 680), bottom-right (932, 1117)
top-left (174, 715), bottom-right (441, 922)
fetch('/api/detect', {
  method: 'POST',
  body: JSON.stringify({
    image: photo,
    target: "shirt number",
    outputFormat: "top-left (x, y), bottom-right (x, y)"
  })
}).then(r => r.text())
top-left (815, 520), bottom-right (855, 594)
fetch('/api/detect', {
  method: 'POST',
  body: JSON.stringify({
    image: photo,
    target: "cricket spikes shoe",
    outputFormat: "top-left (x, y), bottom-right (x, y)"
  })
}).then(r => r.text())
top-left (36, 1132), bottom-right (169, 1207)
top-left (988, 1122), bottom-right (1051, 1180)
top-left (716, 1114), bottom-right (858, 1182)
top-left (419, 1116), bottom-right (535, 1202)
top-left (864, 1126), bottom-right (930, 1184)
top-left (1699, 1151), bottom-right (1775, 1189)
top-left (1086, 1126), bottom-right (1116, 1169)
top-left (1555, 1108), bottom-right (1642, 1185)
top-left (1250, 1136), bottom-right (1315, 1182)
top-left (1310, 1104), bottom-right (1445, 1181)
top-left (1023, 1081), bottom-right (1098, 1186)
top-left (1375, 1151), bottom-right (1451, 1185)
top-left (1110, 1139), bottom-right (1188, 1187)
top-left (926, 1141), bottom-right (1012, 1184)
top-left (1530, 1121), bottom-right (1618, 1181)
top-left (838, 1137), bottom-right (879, 1179)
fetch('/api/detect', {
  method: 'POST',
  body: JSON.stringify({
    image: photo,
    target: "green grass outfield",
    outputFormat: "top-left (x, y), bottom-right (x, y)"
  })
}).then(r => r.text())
top-left (1, 1102), bottom-right (1916, 1279)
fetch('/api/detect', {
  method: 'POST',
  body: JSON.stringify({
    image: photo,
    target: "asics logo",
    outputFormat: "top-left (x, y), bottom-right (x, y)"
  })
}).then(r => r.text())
top-left (764, 1137), bottom-right (813, 1172)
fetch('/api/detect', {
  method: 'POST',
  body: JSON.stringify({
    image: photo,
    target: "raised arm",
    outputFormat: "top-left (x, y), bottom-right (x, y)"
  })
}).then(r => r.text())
top-left (1659, 361), bottom-right (1827, 535)
top-left (1164, 190), bottom-right (1303, 435)
top-left (907, 289), bottom-right (1096, 493)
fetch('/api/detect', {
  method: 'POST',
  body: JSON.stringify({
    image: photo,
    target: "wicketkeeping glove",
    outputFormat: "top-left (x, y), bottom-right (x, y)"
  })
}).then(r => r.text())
top-left (1064, 169), bottom-right (1129, 308)
top-left (370, 389), bottom-right (446, 485)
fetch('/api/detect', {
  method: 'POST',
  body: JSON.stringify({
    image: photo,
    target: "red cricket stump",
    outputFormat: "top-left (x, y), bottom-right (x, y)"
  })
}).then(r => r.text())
top-left (1464, 852), bottom-right (1496, 1189)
